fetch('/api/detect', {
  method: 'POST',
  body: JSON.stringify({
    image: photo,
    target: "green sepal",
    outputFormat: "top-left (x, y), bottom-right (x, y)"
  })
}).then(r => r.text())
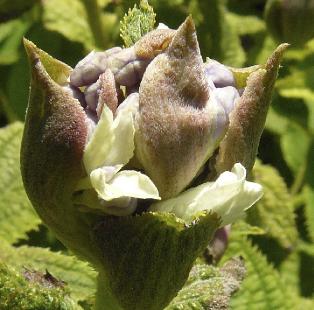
top-left (93, 211), bottom-right (220, 310)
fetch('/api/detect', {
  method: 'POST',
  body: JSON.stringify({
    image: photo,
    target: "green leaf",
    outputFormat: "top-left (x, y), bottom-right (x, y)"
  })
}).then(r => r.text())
top-left (166, 258), bottom-right (246, 309)
top-left (265, 106), bottom-right (289, 135)
top-left (120, 0), bottom-right (156, 47)
top-left (42, 0), bottom-right (108, 50)
top-left (279, 250), bottom-right (300, 293)
top-left (0, 262), bottom-right (79, 310)
top-left (224, 235), bottom-right (296, 309)
top-left (187, 0), bottom-right (245, 66)
top-left (280, 122), bottom-right (310, 175)
top-left (253, 36), bottom-right (277, 65)
top-left (0, 239), bottom-right (96, 303)
top-left (93, 211), bottom-right (220, 310)
top-left (0, 122), bottom-right (40, 244)
top-left (227, 13), bottom-right (265, 35)
top-left (275, 80), bottom-right (314, 133)
top-left (247, 161), bottom-right (298, 249)
top-left (0, 14), bottom-right (32, 65)
top-left (231, 221), bottom-right (265, 236)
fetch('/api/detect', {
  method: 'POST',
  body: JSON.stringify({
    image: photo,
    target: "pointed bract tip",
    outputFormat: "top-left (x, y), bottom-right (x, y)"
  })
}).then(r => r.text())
top-left (179, 15), bottom-right (196, 34)
top-left (265, 43), bottom-right (289, 71)
top-left (23, 37), bottom-right (39, 63)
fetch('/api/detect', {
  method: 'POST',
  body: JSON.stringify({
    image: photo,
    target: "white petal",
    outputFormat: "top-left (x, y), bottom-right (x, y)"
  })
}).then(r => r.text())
top-left (150, 163), bottom-right (263, 226)
top-left (74, 189), bottom-right (137, 216)
top-left (104, 93), bottom-right (139, 166)
top-left (90, 168), bottom-right (160, 201)
top-left (157, 23), bottom-right (169, 29)
top-left (83, 93), bottom-right (139, 174)
top-left (84, 105), bottom-right (114, 174)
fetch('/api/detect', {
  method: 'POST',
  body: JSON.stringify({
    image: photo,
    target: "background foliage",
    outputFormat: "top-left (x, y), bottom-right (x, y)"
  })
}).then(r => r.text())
top-left (0, 0), bottom-right (313, 309)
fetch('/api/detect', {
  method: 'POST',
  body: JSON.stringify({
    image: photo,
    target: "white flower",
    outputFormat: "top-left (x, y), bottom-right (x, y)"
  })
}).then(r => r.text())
top-left (150, 163), bottom-right (263, 226)
top-left (78, 93), bottom-right (160, 215)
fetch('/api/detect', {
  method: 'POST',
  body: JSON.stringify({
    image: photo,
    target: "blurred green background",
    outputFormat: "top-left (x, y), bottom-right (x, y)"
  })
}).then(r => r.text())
top-left (0, 0), bottom-right (314, 309)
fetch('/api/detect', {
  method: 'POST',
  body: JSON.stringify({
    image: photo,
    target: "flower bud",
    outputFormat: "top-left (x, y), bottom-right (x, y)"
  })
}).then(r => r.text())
top-left (265, 0), bottom-right (314, 47)
top-left (21, 39), bottom-right (100, 265)
top-left (214, 43), bottom-right (288, 175)
top-left (135, 17), bottom-right (228, 199)
top-left (21, 14), bottom-right (286, 310)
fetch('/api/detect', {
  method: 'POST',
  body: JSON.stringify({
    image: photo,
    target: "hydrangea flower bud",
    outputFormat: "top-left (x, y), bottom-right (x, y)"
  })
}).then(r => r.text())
top-left (21, 15), bottom-right (286, 310)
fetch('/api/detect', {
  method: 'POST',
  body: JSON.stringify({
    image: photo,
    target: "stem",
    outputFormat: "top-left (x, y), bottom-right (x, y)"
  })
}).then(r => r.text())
top-left (95, 272), bottom-right (123, 310)
top-left (81, 0), bottom-right (108, 49)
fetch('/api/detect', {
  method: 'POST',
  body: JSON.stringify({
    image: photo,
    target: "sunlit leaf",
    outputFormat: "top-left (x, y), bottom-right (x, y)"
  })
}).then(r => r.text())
top-left (0, 122), bottom-right (40, 244)
top-left (280, 122), bottom-right (310, 175)
top-left (42, 0), bottom-right (105, 50)
top-left (0, 262), bottom-right (78, 310)
top-left (0, 239), bottom-right (96, 303)
top-left (247, 161), bottom-right (298, 248)
top-left (0, 14), bottom-right (32, 64)
top-left (189, 0), bottom-right (245, 66)
top-left (223, 235), bottom-right (296, 309)
top-left (227, 12), bottom-right (265, 35)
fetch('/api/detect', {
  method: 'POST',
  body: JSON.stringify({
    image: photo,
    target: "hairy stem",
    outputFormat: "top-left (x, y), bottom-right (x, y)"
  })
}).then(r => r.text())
top-left (81, 0), bottom-right (108, 49)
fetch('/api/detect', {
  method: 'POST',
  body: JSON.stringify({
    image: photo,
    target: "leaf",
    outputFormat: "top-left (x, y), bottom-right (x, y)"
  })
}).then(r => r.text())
top-left (247, 161), bottom-right (298, 249)
top-left (298, 242), bottom-right (314, 297)
top-left (280, 122), bottom-right (310, 175)
top-left (120, 0), bottom-right (156, 47)
top-left (0, 122), bottom-right (40, 244)
top-left (226, 12), bottom-right (265, 35)
top-left (200, 0), bottom-right (246, 66)
top-left (0, 262), bottom-right (79, 310)
top-left (231, 221), bottom-right (265, 236)
top-left (223, 235), bottom-right (296, 309)
top-left (279, 250), bottom-right (300, 293)
top-left (42, 0), bottom-right (114, 50)
top-left (166, 258), bottom-right (246, 309)
top-left (0, 13), bottom-right (32, 65)
top-left (0, 239), bottom-right (96, 303)
top-left (93, 211), bottom-right (220, 310)
top-left (275, 83), bottom-right (314, 133)
top-left (265, 106), bottom-right (289, 135)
